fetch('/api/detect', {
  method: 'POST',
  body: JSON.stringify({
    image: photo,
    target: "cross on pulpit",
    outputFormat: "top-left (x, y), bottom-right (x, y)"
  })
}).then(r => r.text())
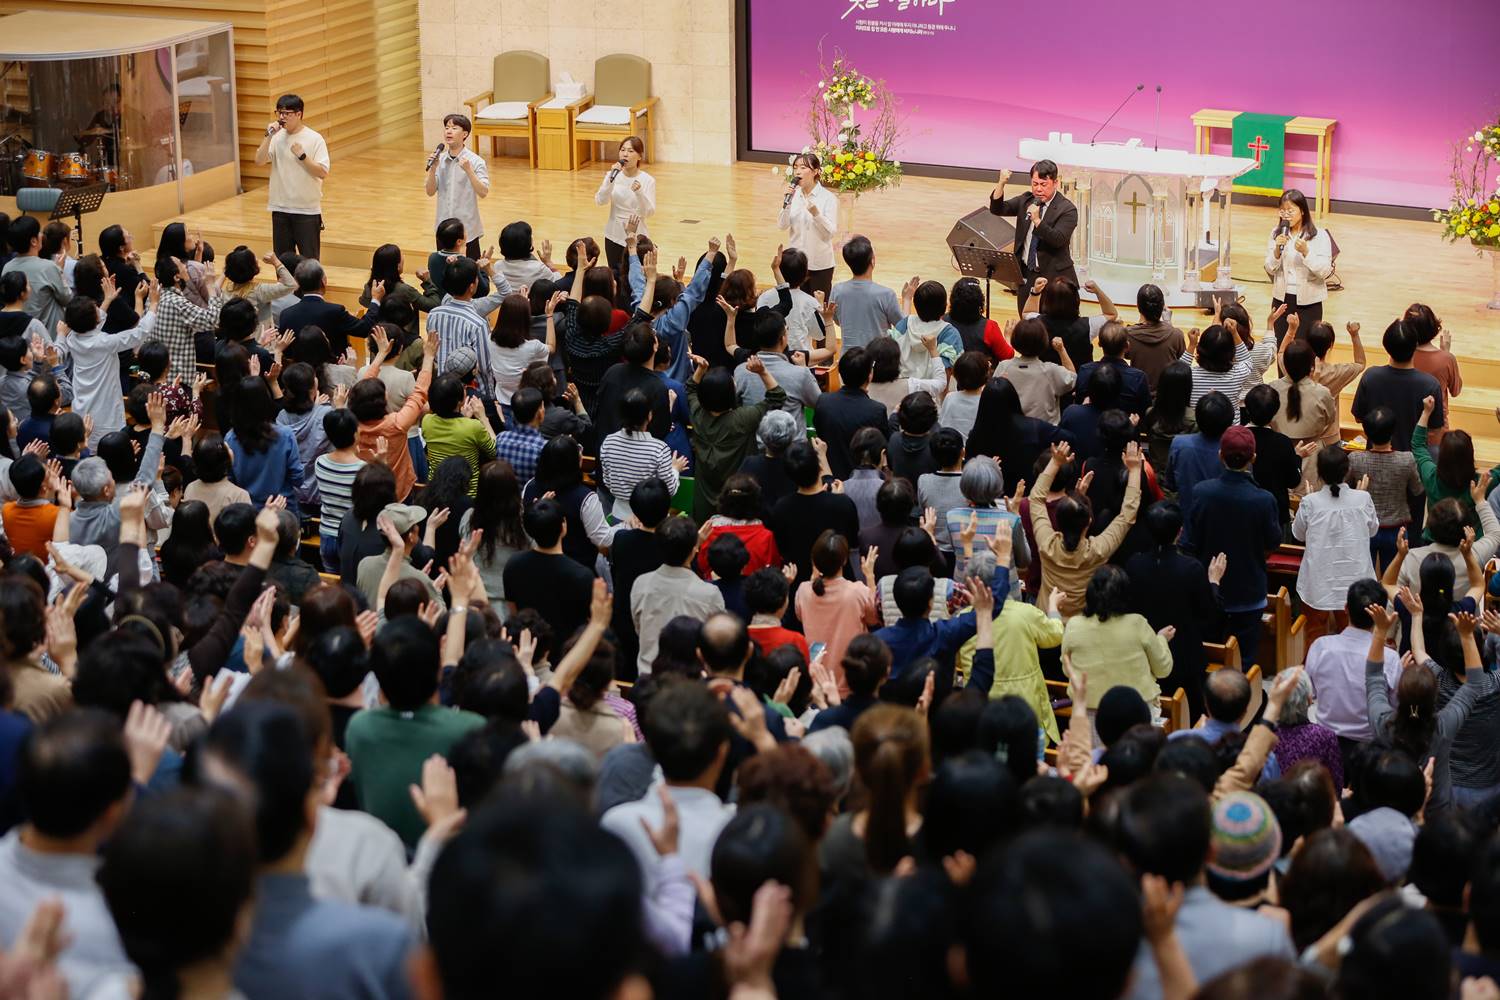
top-left (1124, 191), bottom-right (1145, 232)
top-left (1247, 134), bottom-right (1270, 166)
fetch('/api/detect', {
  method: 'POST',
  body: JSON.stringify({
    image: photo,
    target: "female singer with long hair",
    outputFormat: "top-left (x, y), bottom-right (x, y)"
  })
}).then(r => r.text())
top-left (1265, 188), bottom-right (1332, 346)
top-left (777, 152), bottom-right (839, 299)
top-left (595, 136), bottom-right (655, 272)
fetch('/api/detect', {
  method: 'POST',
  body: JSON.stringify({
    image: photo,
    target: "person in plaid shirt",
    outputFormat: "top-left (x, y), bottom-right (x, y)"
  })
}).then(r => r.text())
top-left (147, 255), bottom-right (224, 381)
top-left (494, 387), bottom-right (547, 485)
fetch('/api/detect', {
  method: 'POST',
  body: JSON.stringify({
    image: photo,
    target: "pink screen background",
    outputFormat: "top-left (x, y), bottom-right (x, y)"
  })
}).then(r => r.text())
top-left (745, 0), bottom-right (1500, 208)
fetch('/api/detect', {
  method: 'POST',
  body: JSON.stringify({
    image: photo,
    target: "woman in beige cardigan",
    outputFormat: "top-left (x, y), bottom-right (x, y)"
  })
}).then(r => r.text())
top-left (1271, 334), bottom-right (1340, 489)
top-left (1028, 439), bottom-right (1142, 618)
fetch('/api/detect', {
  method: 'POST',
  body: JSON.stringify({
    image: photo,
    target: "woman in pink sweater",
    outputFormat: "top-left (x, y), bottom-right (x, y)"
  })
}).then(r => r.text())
top-left (795, 530), bottom-right (880, 693)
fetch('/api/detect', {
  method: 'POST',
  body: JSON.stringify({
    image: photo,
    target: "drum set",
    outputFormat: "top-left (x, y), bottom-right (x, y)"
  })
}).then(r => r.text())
top-left (2, 124), bottom-right (127, 196)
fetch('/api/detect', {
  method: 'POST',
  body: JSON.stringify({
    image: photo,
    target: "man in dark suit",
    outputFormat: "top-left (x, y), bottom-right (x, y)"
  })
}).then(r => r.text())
top-left (812, 346), bottom-right (889, 480)
top-left (277, 259), bottom-right (380, 356)
top-left (989, 158), bottom-right (1079, 314)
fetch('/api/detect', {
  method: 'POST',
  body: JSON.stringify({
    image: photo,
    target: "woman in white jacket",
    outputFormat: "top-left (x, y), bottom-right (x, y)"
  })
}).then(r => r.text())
top-left (1264, 188), bottom-right (1332, 347)
top-left (595, 135), bottom-right (655, 272)
top-left (776, 152), bottom-right (839, 299)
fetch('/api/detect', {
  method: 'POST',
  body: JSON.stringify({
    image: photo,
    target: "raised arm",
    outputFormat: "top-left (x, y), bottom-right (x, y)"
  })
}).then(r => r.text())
top-left (548, 579), bottom-right (611, 695)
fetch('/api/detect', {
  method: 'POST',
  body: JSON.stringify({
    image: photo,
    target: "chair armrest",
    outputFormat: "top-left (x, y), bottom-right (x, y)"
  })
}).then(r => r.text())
top-left (526, 92), bottom-right (555, 111)
top-left (630, 96), bottom-right (661, 115)
top-left (566, 95), bottom-right (594, 112)
top-left (463, 90), bottom-right (494, 114)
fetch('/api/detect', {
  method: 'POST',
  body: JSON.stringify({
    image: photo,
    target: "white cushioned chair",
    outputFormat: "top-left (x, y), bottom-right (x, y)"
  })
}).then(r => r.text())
top-left (573, 54), bottom-right (659, 162)
top-left (463, 50), bottom-right (551, 166)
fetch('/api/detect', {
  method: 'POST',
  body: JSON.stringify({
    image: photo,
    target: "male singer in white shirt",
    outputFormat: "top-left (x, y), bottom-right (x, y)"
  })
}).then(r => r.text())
top-left (255, 93), bottom-right (330, 259)
top-left (425, 114), bottom-right (491, 259)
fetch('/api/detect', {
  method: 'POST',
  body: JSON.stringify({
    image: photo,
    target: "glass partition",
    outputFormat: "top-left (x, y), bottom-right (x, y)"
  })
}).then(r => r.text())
top-left (175, 32), bottom-right (235, 177)
top-left (0, 49), bottom-right (177, 196)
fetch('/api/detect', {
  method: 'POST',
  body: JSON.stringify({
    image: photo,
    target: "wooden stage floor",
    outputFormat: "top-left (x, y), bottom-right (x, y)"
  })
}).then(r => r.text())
top-left (156, 140), bottom-right (1500, 454)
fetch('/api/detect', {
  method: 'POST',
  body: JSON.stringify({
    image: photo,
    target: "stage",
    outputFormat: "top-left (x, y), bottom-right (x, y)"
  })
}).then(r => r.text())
top-left (152, 138), bottom-right (1500, 457)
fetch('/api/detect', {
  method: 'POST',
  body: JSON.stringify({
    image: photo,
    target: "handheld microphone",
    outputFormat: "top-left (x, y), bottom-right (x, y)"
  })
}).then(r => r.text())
top-left (1152, 85), bottom-right (1162, 151)
top-left (425, 143), bottom-right (444, 170)
top-left (783, 174), bottom-right (797, 208)
top-left (1090, 83), bottom-right (1145, 146)
top-left (608, 157), bottom-right (625, 183)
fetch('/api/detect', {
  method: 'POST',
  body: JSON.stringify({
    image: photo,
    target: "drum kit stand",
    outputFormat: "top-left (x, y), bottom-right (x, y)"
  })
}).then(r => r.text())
top-left (1, 118), bottom-right (127, 198)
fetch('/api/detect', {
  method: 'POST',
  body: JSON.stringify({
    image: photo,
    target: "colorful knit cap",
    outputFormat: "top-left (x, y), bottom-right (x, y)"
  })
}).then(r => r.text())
top-left (1206, 791), bottom-right (1282, 881)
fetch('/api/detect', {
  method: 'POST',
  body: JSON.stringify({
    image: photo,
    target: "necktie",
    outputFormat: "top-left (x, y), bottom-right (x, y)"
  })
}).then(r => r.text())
top-left (1027, 200), bottom-right (1046, 270)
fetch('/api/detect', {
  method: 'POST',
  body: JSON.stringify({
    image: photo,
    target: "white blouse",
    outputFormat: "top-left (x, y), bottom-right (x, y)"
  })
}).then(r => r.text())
top-left (777, 183), bottom-right (839, 271)
top-left (595, 169), bottom-right (656, 245)
top-left (1291, 485), bottom-right (1378, 611)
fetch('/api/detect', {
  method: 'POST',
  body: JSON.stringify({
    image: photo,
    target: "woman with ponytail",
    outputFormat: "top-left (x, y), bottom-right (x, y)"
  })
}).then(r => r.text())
top-left (1413, 392), bottom-right (1487, 541)
top-left (1364, 601), bottom-right (1488, 815)
top-left (1293, 444), bottom-right (1378, 643)
top-left (796, 529), bottom-right (880, 694)
top-left (819, 704), bottom-right (929, 881)
top-left (1029, 439), bottom-right (1143, 618)
top-left (1124, 501), bottom-right (1225, 722)
top-left (1271, 338), bottom-right (1339, 485)
top-left (98, 786), bottom-right (257, 1000)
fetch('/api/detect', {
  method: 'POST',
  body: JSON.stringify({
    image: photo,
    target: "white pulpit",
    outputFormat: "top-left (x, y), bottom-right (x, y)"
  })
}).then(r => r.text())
top-left (1018, 135), bottom-right (1259, 307)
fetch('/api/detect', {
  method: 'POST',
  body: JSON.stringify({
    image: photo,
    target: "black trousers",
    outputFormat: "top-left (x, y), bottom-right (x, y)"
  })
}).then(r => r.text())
top-left (465, 238), bottom-right (481, 260)
top-left (271, 211), bottom-right (321, 259)
top-left (1272, 293), bottom-right (1323, 348)
top-left (802, 267), bottom-right (834, 300)
top-left (604, 238), bottom-right (626, 272)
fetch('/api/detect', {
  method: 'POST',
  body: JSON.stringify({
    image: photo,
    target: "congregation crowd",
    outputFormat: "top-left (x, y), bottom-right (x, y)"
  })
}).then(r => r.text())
top-left (2, 126), bottom-right (1500, 1000)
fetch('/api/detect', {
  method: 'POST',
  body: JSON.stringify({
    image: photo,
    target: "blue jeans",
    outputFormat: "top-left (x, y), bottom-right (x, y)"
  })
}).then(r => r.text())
top-left (320, 534), bottom-right (340, 574)
top-left (407, 435), bottom-right (428, 484)
top-left (1452, 782), bottom-right (1500, 812)
top-left (1371, 525), bottom-right (1405, 575)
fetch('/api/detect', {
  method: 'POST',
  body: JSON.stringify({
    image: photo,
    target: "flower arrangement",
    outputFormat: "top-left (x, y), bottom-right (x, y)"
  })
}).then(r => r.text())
top-left (1433, 117), bottom-right (1500, 248)
top-left (770, 54), bottom-right (904, 197)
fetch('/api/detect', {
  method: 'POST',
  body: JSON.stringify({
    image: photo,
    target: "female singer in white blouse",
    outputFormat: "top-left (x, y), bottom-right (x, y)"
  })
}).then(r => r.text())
top-left (777, 152), bottom-right (839, 298)
top-left (595, 135), bottom-right (656, 271)
top-left (1264, 188), bottom-right (1333, 346)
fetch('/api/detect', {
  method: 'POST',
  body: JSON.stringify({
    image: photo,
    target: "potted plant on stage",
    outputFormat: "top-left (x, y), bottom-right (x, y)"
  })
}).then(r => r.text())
top-left (772, 55), bottom-right (905, 249)
top-left (1433, 117), bottom-right (1500, 309)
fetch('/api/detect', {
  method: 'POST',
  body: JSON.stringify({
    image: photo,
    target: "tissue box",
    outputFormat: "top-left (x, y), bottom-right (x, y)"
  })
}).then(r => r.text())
top-left (556, 80), bottom-right (586, 100)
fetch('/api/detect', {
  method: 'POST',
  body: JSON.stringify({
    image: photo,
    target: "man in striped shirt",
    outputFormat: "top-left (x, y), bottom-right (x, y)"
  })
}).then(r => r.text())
top-left (426, 254), bottom-right (512, 400)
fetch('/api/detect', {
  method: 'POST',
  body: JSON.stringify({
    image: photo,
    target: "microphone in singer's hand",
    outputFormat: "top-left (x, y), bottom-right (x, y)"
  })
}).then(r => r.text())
top-left (783, 173), bottom-right (797, 208)
top-left (425, 143), bottom-right (444, 170)
top-left (608, 157), bottom-right (625, 182)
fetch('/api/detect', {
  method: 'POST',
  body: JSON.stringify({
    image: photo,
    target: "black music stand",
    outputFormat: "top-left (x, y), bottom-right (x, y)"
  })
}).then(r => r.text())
top-left (951, 243), bottom-right (1021, 319)
top-left (49, 183), bottom-right (108, 255)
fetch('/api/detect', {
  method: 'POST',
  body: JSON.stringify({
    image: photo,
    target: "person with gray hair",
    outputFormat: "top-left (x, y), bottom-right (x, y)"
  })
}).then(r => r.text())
top-left (276, 255), bottom-right (381, 356)
top-left (944, 455), bottom-right (1030, 590)
top-left (800, 726), bottom-right (855, 805)
top-left (1272, 670), bottom-right (1345, 788)
top-left (69, 416), bottom-right (168, 564)
top-left (503, 738), bottom-right (600, 804)
top-left (738, 408), bottom-right (801, 515)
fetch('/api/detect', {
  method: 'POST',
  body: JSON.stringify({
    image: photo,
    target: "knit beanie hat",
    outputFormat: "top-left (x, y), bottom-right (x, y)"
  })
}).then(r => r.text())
top-left (1207, 791), bottom-right (1282, 883)
top-left (1095, 686), bottom-right (1152, 746)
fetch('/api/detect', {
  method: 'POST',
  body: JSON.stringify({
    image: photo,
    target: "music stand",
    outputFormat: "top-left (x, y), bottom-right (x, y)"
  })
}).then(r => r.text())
top-left (951, 243), bottom-right (1021, 319)
top-left (48, 183), bottom-right (108, 255)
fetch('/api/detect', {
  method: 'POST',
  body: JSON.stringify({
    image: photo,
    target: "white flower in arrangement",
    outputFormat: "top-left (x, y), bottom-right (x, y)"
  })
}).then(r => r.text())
top-left (893, 160), bottom-right (901, 168)
top-left (818, 80), bottom-right (825, 88)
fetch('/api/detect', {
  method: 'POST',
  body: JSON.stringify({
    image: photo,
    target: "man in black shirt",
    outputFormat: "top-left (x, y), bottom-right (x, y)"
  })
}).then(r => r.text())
top-left (502, 499), bottom-right (596, 663)
top-left (606, 478), bottom-right (670, 678)
top-left (813, 346), bottom-right (888, 480)
top-left (1243, 384), bottom-right (1310, 532)
top-left (1351, 319), bottom-right (1445, 455)
top-left (769, 439), bottom-right (861, 592)
top-left (592, 323), bottom-right (671, 444)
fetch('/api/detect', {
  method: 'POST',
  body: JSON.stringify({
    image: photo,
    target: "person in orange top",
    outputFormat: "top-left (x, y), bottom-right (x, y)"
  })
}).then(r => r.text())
top-left (744, 566), bottom-right (811, 663)
top-left (351, 327), bottom-right (434, 499)
top-left (1, 454), bottom-right (60, 558)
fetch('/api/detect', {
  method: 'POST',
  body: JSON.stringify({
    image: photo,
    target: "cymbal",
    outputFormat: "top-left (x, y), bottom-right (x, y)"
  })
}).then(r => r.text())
top-left (77, 127), bottom-right (114, 138)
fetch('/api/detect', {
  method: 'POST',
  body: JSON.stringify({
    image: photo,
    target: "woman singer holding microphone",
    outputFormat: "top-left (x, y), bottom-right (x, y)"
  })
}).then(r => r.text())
top-left (777, 152), bottom-right (839, 298)
top-left (1264, 188), bottom-right (1332, 346)
top-left (596, 136), bottom-right (655, 271)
